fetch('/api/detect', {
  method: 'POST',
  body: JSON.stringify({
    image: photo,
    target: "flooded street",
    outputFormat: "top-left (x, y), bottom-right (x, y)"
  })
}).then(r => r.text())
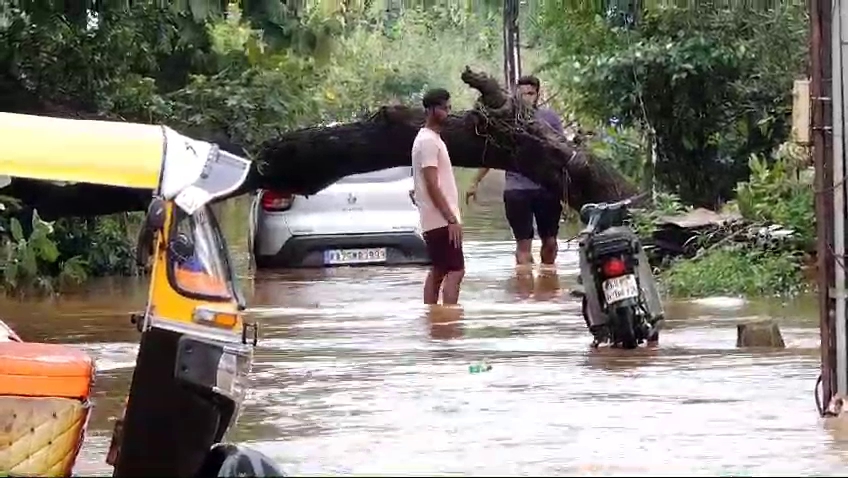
top-left (0, 183), bottom-right (844, 476)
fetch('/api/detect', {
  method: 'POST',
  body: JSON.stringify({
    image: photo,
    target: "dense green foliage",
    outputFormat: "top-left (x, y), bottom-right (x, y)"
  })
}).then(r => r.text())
top-left (1, 2), bottom-right (503, 150)
top-left (735, 143), bottom-right (815, 250)
top-left (539, 2), bottom-right (808, 208)
top-left (661, 142), bottom-right (814, 297)
top-left (662, 247), bottom-right (808, 298)
top-left (0, 204), bottom-right (90, 294)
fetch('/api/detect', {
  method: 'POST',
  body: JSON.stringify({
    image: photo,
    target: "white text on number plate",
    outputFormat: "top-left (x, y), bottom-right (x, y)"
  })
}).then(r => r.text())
top-left (602, 274), bottom-right (639, 304)
top-left (324, 248), bottom-right (387, 265)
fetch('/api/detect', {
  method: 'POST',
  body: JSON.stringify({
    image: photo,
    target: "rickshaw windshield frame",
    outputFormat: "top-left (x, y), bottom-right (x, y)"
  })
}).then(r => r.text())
top-left (166, 205), bottom-right (239, 304)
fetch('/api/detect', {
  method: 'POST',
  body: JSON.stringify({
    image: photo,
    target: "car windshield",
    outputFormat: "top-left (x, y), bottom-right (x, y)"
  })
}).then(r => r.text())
top-left (335, 166), bottom-right (412, 184)
top-left (169, 206), bottom-right (233, 301)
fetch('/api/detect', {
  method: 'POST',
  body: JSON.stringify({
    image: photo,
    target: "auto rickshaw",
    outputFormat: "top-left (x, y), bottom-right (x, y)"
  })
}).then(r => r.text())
top-left (0, 112), bottom-right (284, 477)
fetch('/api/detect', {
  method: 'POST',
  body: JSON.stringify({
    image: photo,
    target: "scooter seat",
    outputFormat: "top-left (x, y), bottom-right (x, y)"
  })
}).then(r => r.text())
top-left (0, 342), bottom-right (94, 399)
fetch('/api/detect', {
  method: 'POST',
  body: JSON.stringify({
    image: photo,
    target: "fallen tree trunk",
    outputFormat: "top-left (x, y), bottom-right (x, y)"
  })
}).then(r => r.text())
top-left (248, 67), bottom-right (639, 209)
top-left (3, 180), bottom-right (151, 220)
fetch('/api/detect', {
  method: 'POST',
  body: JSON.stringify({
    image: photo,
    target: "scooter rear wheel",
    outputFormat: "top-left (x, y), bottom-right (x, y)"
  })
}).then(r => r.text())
top-left (581, 296), bottom-right (606, 344)
top-left (612, 306), bottom-right (638, 349)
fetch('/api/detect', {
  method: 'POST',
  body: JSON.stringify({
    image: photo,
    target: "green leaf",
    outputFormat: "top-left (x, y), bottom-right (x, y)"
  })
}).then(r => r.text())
top-left (188, 0), bottom-right (211, 23)
top-left (33, 236), bottom-right (59, 263)
top-left (4, 263), bottom-right (18, 290)
top-left (20, 246), bottom-right (37, 278)
top-left (9, 218), bottom-right (23, 243)
top-left (245, 36), bottom-right (264, 66)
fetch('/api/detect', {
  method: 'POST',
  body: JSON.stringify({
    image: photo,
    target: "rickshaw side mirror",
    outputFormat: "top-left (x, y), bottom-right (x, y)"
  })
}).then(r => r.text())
top-left (135, 198), bottom-right (168, 268)
top-left (145, 198), bottom-right (167, 231)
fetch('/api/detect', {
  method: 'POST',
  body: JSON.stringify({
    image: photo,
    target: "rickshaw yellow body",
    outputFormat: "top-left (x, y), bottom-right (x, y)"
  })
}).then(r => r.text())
top-left (149, 202), bottom-right (242, 332)
top-left (0, 113), bottom-right (163, 189)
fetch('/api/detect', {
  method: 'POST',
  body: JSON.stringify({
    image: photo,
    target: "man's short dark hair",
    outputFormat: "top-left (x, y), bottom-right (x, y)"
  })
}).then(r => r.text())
top-left (422, 88), bottom-right (451, 109)
top-left (517, 75), bottom-right (541, 92)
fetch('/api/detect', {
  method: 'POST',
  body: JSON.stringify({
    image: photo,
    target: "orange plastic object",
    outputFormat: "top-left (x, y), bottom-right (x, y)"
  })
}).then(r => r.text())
top-left (0, 342), bottom-right (94, 399)
top-left (174, 267), bottom-right (229, 297)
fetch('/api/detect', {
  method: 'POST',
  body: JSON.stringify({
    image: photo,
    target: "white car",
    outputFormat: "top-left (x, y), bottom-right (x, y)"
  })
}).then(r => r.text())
top-left (249, 166), bottom-right (430, 268)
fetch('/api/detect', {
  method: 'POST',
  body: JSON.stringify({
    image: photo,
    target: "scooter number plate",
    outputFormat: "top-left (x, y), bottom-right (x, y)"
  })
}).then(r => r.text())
top-left (602, 274), bottom-right (639, 304)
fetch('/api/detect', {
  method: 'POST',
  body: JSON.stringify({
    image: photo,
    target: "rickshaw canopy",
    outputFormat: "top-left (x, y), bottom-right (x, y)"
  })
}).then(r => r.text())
top-left (0, 113), bottom-right (251, 211)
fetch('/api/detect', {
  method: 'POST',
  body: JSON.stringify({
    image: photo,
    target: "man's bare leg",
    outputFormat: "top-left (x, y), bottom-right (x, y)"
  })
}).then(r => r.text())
top-left (424, 269), bottom-right (446, 304)
top-left (515, 239), bottom-right (533, 265)
top-left (534, 268), bottom-right (561, 301)
top-left (511, 268), bottom-right (534, 299)
top-left (426, 304), bottom-right (464, 340)
top-left (441, 270), bottom-right (465, 305)
top-left (540, 236), bottom-right (558, 265)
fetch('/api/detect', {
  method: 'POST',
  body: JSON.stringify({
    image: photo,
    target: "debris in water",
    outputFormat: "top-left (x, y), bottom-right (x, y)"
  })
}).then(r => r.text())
top-left (469, 361), bottom-right (492, 374)
top-left (826, 393), bottom-right (846, 417)
top-left (736, 320), bottom-right (785, 348)
top-left (691, 296), bottom-right (746, 309)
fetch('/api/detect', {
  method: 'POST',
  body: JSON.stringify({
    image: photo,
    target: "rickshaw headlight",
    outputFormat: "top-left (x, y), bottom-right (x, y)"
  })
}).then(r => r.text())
top-left (214, 348), bottom-right (251, 401)
top-left (215, 347), bottom-right (252, 429)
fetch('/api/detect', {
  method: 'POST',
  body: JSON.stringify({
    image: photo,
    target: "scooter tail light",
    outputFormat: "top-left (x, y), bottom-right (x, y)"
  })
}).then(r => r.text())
top-left (601, 257), bottom-right (627, 278)
top-left (261, 190), bottom-right (294, 212)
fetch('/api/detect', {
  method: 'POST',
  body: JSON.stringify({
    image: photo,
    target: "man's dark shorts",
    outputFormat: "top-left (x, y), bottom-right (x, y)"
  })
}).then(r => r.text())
top-left (423, 226), bottom-right (465, 272)
top-left (503, 188), bottom-right (563, 241)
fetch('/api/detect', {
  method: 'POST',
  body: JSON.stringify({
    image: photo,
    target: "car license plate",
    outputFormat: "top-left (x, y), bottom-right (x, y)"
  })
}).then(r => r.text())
top-left (323, 248), bottom-right (387, 265)
top-left (602, 274), bottom-right (639, 304)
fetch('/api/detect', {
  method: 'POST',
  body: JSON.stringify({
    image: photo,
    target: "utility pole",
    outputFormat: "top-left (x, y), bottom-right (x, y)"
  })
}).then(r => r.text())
top-left (812, 0), bottom-right (836, 410)
top-left (503, 0), bottom-right (521, 92)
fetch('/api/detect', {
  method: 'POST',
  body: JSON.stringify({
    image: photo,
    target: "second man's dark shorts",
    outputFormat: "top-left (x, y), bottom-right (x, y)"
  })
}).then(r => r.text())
top-left (503, 188), bottom-right (563, 241)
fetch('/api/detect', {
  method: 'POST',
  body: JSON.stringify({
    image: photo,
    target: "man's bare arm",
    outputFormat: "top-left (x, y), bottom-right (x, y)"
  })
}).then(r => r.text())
top-left (422, 166), bottom-right (457, 223)
top-left (471, 168), bottom-right (490, 186)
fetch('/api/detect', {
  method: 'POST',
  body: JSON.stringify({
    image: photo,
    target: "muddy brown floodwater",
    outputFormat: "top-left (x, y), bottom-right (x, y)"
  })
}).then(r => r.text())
top-left (1, 182), bottom-right (846, 476)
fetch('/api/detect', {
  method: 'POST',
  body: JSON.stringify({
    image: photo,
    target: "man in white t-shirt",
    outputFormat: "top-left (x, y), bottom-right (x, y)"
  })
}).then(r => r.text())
top-left (411, 88), bottom-right (464, 305)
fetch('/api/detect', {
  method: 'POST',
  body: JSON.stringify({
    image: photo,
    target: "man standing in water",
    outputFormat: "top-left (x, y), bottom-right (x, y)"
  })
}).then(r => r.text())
top-left (465, 75), bottom-right (565, 266)
top-left (412, 88), bottom-right (465, 305)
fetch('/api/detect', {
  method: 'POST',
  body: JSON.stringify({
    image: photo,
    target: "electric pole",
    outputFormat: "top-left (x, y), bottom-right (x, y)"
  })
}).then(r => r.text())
top-left (503, 0), bottom-right (521, 92)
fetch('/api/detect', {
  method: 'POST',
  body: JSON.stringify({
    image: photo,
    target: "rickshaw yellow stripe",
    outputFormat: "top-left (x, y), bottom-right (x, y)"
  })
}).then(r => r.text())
top-left (0, 113), bottom-right (164, 190)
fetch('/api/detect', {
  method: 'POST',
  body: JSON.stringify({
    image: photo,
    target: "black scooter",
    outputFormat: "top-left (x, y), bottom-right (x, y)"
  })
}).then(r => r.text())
top-left (576, 196), bottom-right (665, 348)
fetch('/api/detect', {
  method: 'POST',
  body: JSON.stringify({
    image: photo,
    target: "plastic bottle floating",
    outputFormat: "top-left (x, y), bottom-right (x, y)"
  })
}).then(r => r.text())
top-left (468, 361), bottom-right (492, 374)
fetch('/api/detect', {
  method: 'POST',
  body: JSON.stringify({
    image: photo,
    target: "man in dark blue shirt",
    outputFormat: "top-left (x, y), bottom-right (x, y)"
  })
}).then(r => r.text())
top-left (465, 75), bottom-right (565, 266)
